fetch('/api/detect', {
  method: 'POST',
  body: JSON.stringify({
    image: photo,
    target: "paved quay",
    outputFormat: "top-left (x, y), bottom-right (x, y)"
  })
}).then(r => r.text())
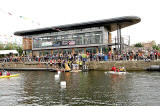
top-left (87, 60), bottom-right (160, 71)
top-left (0, 60), bottom-right (160, 71)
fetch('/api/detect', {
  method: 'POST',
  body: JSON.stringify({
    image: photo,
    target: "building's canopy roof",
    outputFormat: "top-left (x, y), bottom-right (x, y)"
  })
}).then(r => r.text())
top-left (0, 50), bottom-right (18, 55)
top-left (14, 16), bottom-right (141, 36)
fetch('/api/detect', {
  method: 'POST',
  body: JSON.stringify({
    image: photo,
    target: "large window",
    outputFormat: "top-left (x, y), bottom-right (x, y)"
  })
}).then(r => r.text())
top-left (32, 31), bottom-right (103, 49)
top-left (62, 34), bottom-right (72, 41)
top-left (73, 33), bottom-right (84, 45)
top-left (84, 32), bottom-right (91, 45)
top-left (95, 31), bottom-right (103, 44)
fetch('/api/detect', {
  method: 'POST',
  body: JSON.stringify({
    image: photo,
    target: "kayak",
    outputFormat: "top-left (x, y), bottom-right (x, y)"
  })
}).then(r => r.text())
top-left (0, 74), bottom-right (20, 78)
top-left (105, 71), bottom-right (127, 75)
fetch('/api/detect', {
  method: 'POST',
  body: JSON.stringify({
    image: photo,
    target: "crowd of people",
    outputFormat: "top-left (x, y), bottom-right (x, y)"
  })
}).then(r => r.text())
top-left (1, 49), bottom-right (160, 63)
top-left (0, 48), bottom-right (160, 72)
top-left (0, 70), bottom-right (10, 76)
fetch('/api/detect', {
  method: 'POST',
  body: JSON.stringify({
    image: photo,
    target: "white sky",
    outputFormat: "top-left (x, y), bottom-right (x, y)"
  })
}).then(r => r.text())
top-left (0, 0), bottom-right (160, 45)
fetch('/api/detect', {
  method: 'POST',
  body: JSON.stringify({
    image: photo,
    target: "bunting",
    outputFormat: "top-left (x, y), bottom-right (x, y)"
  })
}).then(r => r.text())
top-left (8, 12), bottom-right (12, 15)
top-left (0, 8), bottom-right (41, 44)
top-left (0, 8), bottom-right (41, 26)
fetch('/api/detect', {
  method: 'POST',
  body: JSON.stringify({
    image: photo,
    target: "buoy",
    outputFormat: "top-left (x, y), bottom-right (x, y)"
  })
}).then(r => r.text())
top-left (58, 71), bottom-right (61, 74)
top-left (60, 81), bottom-right (66, 86)
top-left (55, 74), bottom-right (59, 78)
top-left (60, 81), bottom-right (66, 88)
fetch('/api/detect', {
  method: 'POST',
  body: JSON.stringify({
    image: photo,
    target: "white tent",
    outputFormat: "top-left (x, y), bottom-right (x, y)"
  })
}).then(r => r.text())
top-left (0, 50), bottom-right (18, 55)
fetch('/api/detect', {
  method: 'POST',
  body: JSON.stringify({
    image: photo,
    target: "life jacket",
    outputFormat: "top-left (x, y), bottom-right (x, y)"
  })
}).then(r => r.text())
top-left (120, 68), bottom-right (124, 71)
top-left (65, 63), bottom-right (71, 71)
top-left (111, 67), bottom-right (116, 71)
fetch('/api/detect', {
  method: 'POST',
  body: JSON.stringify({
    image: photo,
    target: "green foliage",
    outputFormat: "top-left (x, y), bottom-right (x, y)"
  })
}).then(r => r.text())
top-left (152, 45), bottom-right (160, 50)
top-left (0, 44), bottom-right (4, 50)
top-left (4, 43), bottom-right (13, 50)
top-left (134, 43), bottom-right (143, 47)
top-left (0, 43), bottom-right (23, 55)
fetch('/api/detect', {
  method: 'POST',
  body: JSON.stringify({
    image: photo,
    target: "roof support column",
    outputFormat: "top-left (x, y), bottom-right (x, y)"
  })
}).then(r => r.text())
top-left (117, 24), bottom-right (122, 54)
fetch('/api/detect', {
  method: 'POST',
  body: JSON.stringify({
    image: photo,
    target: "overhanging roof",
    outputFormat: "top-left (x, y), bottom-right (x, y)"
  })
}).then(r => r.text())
top-left (14, 16), bottom-right (141, 36)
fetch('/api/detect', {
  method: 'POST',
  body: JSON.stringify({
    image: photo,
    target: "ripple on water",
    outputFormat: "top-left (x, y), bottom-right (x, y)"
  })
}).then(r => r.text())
top-left (1, 71), bottom-right (160, 105)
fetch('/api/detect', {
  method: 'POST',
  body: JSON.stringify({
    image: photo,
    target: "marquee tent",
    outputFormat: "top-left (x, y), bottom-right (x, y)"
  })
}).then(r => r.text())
top-left (0, 50), bottom-right (18, 55)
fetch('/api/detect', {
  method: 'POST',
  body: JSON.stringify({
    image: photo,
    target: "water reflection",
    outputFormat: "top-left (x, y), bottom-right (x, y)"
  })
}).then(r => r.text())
top-left (0, 71), bottom-right (160, 105)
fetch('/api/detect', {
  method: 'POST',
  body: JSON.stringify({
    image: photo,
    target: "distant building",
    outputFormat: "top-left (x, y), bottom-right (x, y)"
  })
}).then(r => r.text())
top-left (14, 16), bottom-right (140, 56)
top-left (142, 41), bottom-right (156, 48)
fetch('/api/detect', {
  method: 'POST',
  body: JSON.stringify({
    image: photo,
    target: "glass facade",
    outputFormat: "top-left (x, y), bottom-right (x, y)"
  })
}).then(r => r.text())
top-left (75, 48), bottom-right (84, 54)
top-left (86, 47), bottom-right (97, 54)
top-left (62, 49), bottom-right (72, 55)
top-left (33, 31), bottom-right (103, 49)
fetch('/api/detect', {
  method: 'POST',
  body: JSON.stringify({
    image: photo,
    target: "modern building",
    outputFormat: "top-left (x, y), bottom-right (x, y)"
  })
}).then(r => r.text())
top-left (14, 16), bottom-right (140, 56)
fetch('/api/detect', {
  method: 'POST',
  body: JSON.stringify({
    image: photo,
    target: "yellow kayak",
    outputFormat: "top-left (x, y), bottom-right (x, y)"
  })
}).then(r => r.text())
top-left (0, 74), bottom-right (20, 78)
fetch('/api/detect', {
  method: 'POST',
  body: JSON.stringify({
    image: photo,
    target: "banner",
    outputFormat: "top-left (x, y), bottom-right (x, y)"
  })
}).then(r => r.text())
top-left (68, 40), bottom-right (75, 45)
top-left (53, 41), bottom-right (61, 47)
top-left (62, 41), bottom-right (68, 46)
top-left (0, 8), bottom-right (41, 26)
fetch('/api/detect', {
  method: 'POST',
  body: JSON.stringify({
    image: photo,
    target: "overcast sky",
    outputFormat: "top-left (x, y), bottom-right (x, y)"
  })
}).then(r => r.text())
top-left (0, 0), bottom-right (160, 44)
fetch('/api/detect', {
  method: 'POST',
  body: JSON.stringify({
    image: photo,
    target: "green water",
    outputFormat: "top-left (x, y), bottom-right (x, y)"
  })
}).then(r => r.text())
top-left (0, 70), bottom-right (160, 105)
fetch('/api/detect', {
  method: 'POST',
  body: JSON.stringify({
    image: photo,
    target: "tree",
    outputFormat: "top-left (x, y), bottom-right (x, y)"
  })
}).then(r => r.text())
top-left (134, 43), bottom-right (143, 47)
top-left (0, 43), bottom-right (4, 50)
top-left (4, 43), bottom-right (14, 50)
top-left (11, 43), bottom-right (23, 55)
top-left (15, 46), bottom-right (23, 55)
top-left (152, 45), bottom-right (160, 50)
top-left (0, 43), bottom-right (23, 56)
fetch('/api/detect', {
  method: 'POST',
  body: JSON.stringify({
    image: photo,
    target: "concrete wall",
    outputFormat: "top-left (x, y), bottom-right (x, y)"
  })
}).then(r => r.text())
top-left (0, 62), bottom-right (51, 69)
top-left (87, 60), bottom-right (160, 71)
top-left (1, 60), bottom-right (160, 71)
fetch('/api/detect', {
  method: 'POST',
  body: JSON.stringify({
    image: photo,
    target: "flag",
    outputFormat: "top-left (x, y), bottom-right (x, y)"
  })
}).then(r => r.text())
top-left (8, 12), bottom-right (12, 15)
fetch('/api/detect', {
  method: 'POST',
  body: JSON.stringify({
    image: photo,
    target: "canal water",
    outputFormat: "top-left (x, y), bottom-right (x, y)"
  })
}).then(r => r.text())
top-left (0, 70), bottom-right (160, 105)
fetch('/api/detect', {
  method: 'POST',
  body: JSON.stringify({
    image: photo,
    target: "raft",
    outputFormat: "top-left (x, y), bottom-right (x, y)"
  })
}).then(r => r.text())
top-left (0, 74), bottom-right (20, 78)
top-left (105, 71), bottom-right (127, 75)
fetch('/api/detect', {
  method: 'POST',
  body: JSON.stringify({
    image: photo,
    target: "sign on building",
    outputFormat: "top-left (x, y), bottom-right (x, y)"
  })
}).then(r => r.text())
top-left (68, 40), bottom-right (75, 45)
